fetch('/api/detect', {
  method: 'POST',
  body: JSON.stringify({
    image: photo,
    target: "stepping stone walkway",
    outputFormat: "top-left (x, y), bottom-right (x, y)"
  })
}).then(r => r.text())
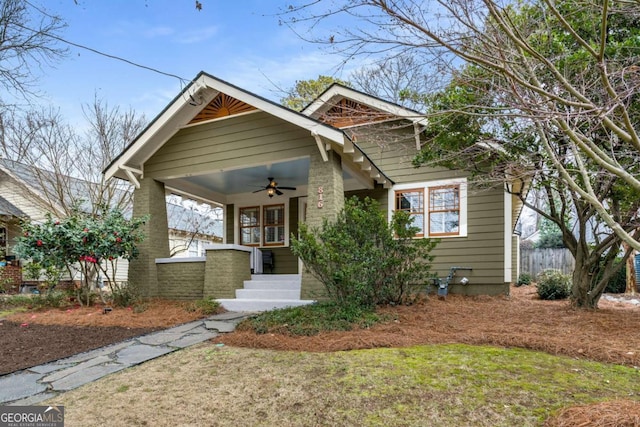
top-left (0, 312), bottom-right (251, 405)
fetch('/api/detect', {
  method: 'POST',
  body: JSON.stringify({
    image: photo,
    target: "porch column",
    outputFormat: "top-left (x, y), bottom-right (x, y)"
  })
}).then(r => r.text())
top-left (129, 177), bottom-right (170, 297)
top-left (301, 149), bottom-right (344, 300)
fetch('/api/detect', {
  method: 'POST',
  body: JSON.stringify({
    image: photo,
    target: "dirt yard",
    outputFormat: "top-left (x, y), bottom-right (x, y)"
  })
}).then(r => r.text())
top-left (0, 299), bottom-right (210, 375)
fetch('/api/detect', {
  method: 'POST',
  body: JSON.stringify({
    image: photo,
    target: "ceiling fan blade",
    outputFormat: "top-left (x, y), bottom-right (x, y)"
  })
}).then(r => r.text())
top-left (275, 189), bottom-right (283, 196)
top-left (252, 188), bottom-right (266, 193)
top-left (278, 186), bottom-right (296, 190)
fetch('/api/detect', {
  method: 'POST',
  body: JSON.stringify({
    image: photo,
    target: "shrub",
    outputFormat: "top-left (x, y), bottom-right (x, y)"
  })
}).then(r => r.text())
top-left (108, 281), bottom-right (140, 308)
top-left (31, 290), bottom-right (68, 308)
top-left (188, 297), bottom-right (221, 315)
top-left (516, 273), bottom-right (532, 287)
top-left (239, 302), bottom-right (383, 336)
top-left (536, 269), bottom-right (571, 300)
top-left (291, 196), bottom-right (437, 310)
top-left (602, 260), bottom-right (627, 294)
top-left (14, 207), bottom-right (148, 306)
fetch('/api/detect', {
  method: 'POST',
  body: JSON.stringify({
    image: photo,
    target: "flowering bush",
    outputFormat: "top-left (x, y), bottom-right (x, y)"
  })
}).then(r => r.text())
top-left (15, 207), bottom-right (148, 305)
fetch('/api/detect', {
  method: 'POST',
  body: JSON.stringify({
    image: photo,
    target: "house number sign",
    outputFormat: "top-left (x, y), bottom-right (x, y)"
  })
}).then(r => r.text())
top-left (317, 186), bottom-right (324, 208)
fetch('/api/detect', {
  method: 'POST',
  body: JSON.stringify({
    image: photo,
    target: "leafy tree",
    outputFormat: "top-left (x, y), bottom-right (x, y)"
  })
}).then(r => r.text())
top-left (291, 196), bottom-right (437, 309)
top-left (283, 0), bottom-right (640, 253)
top-left (14, 207), bottom-right (148, 306)
top-left (535, 217), bottom-right (565, 249)
top-left (411, 67), bottom-right (638, 307)
top-left (281, 75), bottom-right (350, 111)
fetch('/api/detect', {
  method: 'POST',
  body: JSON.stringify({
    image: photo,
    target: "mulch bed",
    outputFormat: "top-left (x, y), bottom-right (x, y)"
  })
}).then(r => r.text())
top-left (0, 322), bottom-right (156, 375)
top-left (2, 287), bottom-right (639, 426)
top-left (218, 285), bottom-right (640, 367)
top-left (0, 299), bottom-right (210, 376)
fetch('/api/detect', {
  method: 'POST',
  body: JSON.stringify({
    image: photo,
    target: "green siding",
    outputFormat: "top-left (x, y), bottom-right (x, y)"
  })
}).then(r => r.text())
top-left (355, 128), bottom-right (507, 294)
top-left (145, 112), bottom-right (316, 179)
top-left (269, 247), bottom-right (299, 274)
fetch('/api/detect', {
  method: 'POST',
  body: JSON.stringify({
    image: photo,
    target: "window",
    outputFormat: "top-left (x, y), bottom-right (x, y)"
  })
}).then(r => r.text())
top-left (394, 189), bottom-right (424, 237)
top-left (391, 179), bottom-right (467, 238)
top-left (429, 185), bottom-right (460, 236)
top-left (263, 204), bottom-right (285, 245)
top-left (239, 207), bottom-right (261, 246)
top-left (238, 204), bottom-right (287, 247)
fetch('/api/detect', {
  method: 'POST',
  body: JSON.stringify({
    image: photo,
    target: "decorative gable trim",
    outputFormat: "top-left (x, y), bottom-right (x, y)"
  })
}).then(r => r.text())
top-left (188, 93), bottom-right (257, 124)
top-left (317, 98), bottom-right (394, 128)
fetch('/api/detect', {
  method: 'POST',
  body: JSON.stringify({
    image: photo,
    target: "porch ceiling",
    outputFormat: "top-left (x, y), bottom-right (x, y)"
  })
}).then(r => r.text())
top-left (169, 158), bottom-right (310, 195)
top-left (162, 157), bottom-right (359, 205)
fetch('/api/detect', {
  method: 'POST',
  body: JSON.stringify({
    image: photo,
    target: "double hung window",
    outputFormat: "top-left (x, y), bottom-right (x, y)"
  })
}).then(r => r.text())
top-left (392, 179), bottom-right (467, 238)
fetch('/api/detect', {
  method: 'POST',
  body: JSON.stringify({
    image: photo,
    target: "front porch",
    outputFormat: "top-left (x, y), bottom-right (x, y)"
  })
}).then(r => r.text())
top-left (103, 73), bottom-right (395, 306)
top-left (154, 244), bottom-right (314, 311)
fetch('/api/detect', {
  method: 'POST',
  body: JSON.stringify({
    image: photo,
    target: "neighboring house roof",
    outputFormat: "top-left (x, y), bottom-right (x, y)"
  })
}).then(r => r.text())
top-left (0, 158), bottom-right (93, 216)
top-left (166, 202), bottom-right (222, 238)
top-left (0, 195), bottom-right (26, 218)
top-left (103, 71), bottom-right (393, 189)
top-left (0, 158), bottom-right (222, 238)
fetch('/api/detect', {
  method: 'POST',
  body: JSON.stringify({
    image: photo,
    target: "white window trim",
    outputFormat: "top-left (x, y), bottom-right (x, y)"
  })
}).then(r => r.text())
top-left (389, 178), bottom-right (468, 238)
top-left (234, 200), bottom-right (290, 247)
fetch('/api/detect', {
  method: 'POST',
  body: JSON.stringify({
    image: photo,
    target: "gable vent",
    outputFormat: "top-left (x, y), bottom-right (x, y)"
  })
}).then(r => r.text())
top-left (189, 93), bottom-right (257, 124)
top-left (318, 99), bottom-right (393, 128)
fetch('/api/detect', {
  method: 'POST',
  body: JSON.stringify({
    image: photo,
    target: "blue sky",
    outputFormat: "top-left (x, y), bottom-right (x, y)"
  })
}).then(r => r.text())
top-left (29, 0), bottom-right (354, 126)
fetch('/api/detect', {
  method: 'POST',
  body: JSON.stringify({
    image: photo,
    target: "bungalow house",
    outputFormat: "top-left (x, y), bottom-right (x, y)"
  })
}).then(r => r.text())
top-left (104, 71), bottom-right (523, 310)
top-left (0, 158), bottom-right (222, 289)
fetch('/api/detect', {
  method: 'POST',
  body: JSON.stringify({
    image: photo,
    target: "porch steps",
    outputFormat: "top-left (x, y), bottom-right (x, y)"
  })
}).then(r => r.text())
top-left (217, 274), bottom-right (315, 312)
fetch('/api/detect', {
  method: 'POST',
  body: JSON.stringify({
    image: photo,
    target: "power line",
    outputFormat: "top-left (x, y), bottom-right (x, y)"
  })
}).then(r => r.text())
top-left (21, 1), bottom-right (192, 85)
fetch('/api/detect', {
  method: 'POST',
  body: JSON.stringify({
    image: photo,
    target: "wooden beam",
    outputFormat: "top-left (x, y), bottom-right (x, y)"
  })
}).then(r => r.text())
top-left (311, 130), bottom-right (329, 162)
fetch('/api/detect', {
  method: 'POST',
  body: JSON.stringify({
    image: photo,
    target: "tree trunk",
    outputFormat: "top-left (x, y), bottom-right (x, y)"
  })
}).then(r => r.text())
top-left (623, 243), bottom-right (637, 295)
top-left (571, 248), bottom-right (602, 309)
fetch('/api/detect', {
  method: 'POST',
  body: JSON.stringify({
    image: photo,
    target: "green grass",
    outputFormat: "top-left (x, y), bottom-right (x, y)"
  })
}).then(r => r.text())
top-left (48, 343), bottom-right (640, 426)
top-left (239, 301), bottom-right (385, 336)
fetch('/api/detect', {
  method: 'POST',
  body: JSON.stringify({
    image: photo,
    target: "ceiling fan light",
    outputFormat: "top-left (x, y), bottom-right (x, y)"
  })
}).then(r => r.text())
top-left (267, 187), bottom-right (275, 197)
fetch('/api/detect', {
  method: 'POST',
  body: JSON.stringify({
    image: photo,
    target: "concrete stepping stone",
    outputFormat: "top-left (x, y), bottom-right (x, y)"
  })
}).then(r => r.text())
top-left (50, 363), bottom-right (125, 391)
top-left (169, 331), bottom-right (219, 348)
top-left (0, 373), bottom-right (48, 403)
top-left (114, 344), bottom-right (175, 366)
top-left (204, 320), bottom-right (237, 333)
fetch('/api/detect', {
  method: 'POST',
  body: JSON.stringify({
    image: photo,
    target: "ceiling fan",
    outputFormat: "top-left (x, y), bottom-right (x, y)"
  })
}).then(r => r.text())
top-left (253, 177), bottom-right (296, 198)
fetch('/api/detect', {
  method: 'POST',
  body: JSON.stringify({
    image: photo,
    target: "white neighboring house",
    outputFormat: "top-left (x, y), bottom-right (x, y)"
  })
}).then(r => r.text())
top-left (0, 158), bottom-right (222, 285)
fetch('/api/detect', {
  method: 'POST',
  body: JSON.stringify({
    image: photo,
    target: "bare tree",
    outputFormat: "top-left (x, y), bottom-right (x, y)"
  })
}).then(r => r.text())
top-left (283, 0), bottom-right (640, 250)
top-left (0, 97), bottom-right (146, 216)
top-left (0, 0), bottom-right (67, 105)
top-left (350, 55), bottom-right (438, 110)
top-left (78, 96), bottom-right (147, 212)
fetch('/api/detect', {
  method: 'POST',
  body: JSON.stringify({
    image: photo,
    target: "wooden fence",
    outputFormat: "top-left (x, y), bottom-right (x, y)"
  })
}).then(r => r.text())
top-left (520, 248), bottom-right (574, 278)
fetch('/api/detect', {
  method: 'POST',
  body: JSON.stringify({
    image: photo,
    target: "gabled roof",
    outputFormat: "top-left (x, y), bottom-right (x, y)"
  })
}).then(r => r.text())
top-left (0, 158), bottom-right (92, 216)
top-left (103, 71), bottom-right (392, 188)
top-left (301, 83), bottom-right (427, 128)
top-left (0, 195), bottom-right (26, 218)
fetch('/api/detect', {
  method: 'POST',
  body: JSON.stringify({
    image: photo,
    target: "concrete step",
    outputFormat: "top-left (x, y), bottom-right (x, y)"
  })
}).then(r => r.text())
top-left (243, 280), bottom-right (301, 290)
top-left (217, 299), bottom-right (315, 312)
top-left (250, 274), bottom-right (301, 282)
top-left (235, 288), bottom-right (300, 300)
